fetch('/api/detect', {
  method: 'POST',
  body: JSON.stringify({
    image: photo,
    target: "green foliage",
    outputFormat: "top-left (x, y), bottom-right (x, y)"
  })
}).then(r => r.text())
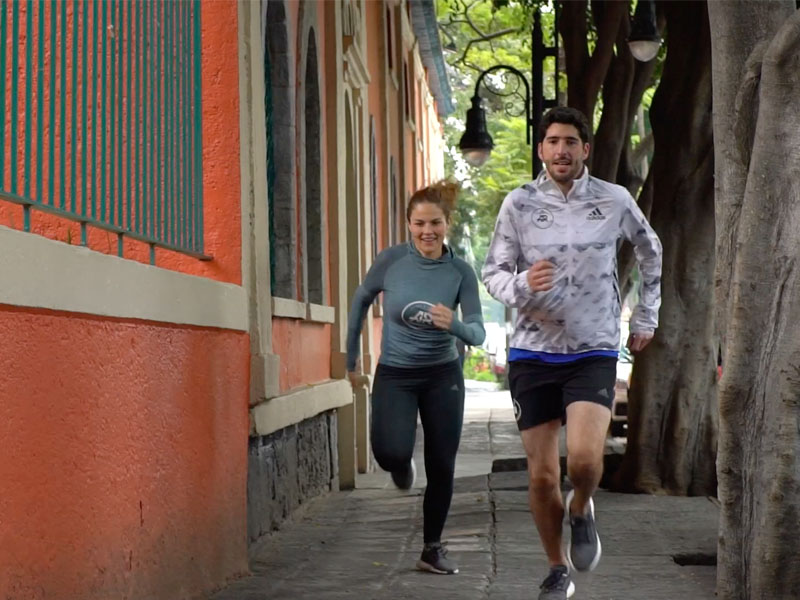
top-left (439, 0), bottom-right (555, 276)
top-left (439, 0), bottom-right (663, 309)
top-left (462, 346), bottom-right (502, 382)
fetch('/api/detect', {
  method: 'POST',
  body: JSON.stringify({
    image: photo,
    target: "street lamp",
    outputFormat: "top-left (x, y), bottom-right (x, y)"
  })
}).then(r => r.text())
top-left (458, 7), bottom-right (558, 179)
top-left (627, 0), bottom-right (662, 62)
top-left (460, 94), bottom-right (494, 167)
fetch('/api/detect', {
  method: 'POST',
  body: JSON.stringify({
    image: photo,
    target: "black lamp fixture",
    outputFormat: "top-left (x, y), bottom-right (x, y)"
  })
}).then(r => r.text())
top-left (459, 95), bottom-right (494, 167)
top-left (627, 0), bottom-right (662, 62)
top-left (458, 7), bottom-right (558, 178)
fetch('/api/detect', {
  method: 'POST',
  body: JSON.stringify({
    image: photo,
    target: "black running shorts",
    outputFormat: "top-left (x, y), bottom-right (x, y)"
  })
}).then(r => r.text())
top-left (508, 356), bottom-right (617, 430)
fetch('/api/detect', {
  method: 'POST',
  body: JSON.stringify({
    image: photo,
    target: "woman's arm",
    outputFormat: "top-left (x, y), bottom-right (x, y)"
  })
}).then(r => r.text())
top-left (345, 247), bottom-right (399, 371)
top-left (449, 262), bottom-right (486, 346)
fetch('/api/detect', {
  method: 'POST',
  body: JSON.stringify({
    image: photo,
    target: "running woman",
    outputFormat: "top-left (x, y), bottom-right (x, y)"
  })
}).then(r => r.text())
top-left (346, 181), bottom-right (486, 575)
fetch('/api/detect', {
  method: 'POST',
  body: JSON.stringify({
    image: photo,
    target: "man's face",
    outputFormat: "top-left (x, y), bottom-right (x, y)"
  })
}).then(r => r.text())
top-left (538, 122), bottom-right (590, 185)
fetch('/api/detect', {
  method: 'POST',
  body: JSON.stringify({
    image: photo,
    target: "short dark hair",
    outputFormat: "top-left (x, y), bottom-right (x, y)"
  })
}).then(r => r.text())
top-left (538, 107), bottom-right (591, 144)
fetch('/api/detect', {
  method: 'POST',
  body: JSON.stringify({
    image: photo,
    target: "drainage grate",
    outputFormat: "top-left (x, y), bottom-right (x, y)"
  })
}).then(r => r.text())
top-left (673, 552), bottom-right (717, 566)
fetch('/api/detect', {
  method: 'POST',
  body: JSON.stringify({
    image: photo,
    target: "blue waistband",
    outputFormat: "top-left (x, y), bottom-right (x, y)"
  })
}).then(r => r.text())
top-left (508, 348), bottom-right (618, 364)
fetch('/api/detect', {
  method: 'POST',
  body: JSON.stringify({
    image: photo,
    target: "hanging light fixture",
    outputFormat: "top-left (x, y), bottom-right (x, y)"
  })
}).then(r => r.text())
top-left (458, 95), bottom-right (494, 167)
top-left (627, 0), bottom-right (662, 62)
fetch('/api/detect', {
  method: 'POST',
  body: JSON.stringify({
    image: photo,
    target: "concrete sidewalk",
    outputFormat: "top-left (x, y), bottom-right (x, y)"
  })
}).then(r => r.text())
top-left (211, 383), bottom-right (718, 600)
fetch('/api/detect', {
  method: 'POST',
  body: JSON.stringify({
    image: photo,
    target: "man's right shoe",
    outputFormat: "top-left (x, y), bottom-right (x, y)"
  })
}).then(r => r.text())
top-left (390, 458), bottom-right (416, 490)
top-left (538, 565), bottom-right (575, 600)
top-left (566, 488), bottom-right (602, 572)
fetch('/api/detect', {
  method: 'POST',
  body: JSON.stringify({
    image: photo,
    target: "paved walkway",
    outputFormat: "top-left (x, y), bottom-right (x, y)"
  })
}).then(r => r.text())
top-left (212, 383), bottom-right (718, 600)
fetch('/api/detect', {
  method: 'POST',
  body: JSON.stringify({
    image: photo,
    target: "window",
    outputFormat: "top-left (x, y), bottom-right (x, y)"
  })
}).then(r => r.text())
top-left (385, 7), bottom-right (394, 72)
top-left (403, 62), bottom-right (410, 120)
top-left (263, 0), bottom-right (296, 299)
top-left (389, 157), bottom-right (398, 246)
top-left (369, 118), bottom-right (378, 261)
top-left (304, 30), bottom-right (323, 304)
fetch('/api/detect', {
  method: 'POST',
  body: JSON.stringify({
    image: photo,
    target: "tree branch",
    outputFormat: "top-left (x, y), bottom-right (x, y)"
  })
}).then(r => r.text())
top-left (560, 1), bottom-right (589, 106)
top-left (448, 28), bottom-right (521, 72)
top-left (560, 0), bottom-right (627, 117)
top-left (584, 0), bottom-right (628, 110)
top-left (630, 133), bottom-right (654, 165)
top-left (731, 42), bottom-right (767, 181)
top-left (439, 1), bottom-right (522, 72)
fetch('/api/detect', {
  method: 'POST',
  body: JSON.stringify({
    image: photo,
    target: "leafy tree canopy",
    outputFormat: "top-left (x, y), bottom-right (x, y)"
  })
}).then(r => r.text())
top-left (438, 0), bottom-right (556, 321)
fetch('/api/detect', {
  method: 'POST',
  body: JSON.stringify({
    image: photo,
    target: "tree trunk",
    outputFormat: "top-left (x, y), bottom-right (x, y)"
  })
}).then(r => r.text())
top-left (708, 2), bottom-right (792, 341)
top-left (602, 27), bottom-right (659, 298)
top-left (566, 4), bottom-right (659, 295)
top-left (617, 51), bottom-right (660, 192)
top-left (618, 172), bottom-right (653, 300)
top-left (709, 3), bottom-right (800, 598)
top-left (559, 0), bottom-right (628, 122)
top-left (611, 0), bottom-right (717, 496)
top-left (592, 15), bottom-right (634, 183)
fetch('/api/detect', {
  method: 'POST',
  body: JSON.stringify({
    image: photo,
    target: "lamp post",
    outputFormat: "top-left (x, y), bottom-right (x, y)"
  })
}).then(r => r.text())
top-left (458, 6), bottom-right (559, 367)
top-left (458, 6), bottom-right (559, 180)
top-left (627, 0), bottom-right (662, 62)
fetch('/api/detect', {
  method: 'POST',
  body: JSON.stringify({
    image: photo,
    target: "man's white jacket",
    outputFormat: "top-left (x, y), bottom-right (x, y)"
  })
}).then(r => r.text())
top-left (482, 168), bottom-right (662, 355)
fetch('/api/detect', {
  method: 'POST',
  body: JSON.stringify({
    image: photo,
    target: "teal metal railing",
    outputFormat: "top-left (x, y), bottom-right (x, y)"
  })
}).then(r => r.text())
top-left (0, 0), bottom-right (207, 261)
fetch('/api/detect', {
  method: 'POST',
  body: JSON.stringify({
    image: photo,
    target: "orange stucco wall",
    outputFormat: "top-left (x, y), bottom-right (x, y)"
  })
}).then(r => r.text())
top-left (0, 307), bottom-right (249, 600)
top-left (272, 317), bottom-right (332, 393)
top-left (0, 0), bottom-right (241, 285)
top-left (0, 2), bottom-right (250, 599)
top-left (366, 0), bottom-right (387, 251)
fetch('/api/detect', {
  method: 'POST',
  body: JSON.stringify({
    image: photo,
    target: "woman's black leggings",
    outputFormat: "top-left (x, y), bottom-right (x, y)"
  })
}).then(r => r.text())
top-left (370, 360), bottom-right (465, 544)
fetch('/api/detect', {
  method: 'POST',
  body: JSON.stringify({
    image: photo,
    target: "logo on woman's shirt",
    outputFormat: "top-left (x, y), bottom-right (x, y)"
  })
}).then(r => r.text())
top-left (401, 301), bottom-right (436, 330)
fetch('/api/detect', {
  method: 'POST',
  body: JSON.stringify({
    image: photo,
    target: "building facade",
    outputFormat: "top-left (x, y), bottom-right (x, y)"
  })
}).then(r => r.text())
top-left (0, 0), bottom-right (450, 598)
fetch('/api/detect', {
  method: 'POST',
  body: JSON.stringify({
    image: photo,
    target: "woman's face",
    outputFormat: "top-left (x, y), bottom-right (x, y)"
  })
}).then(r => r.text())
top-left (408, 201), bottom-right (447, 259)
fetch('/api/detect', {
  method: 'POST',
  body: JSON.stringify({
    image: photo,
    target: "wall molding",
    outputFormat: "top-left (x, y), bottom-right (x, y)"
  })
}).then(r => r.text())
top-left (271, 297), bottom-right (336, 324)
top-left (308, 303), bottom-right (336, 323)
top-left (271, 297), bottom-right (307, 319)
top-left (251, 379), bottom-right (353, 437)
top-left (0, 226), bottom-right (248, 331)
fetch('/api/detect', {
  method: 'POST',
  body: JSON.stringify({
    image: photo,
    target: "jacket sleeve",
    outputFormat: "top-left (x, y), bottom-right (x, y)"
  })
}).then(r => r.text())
top-left (481, 196), bottom-right (539, 308)
top-left (345, 249), bottom-right (393, 371)
top-left (450, 263), bottom-right (486, 346)
top-left (621, 193), bottom-right (662, 334)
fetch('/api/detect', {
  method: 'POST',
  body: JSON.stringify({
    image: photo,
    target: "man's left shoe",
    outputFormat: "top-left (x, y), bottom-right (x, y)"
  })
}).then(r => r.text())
top-left (538, 565), bottom-right (575, 600)
top-left (416, 542), bottom-right (459, 574)
top-left (566, 488), bottom-right (602, 572)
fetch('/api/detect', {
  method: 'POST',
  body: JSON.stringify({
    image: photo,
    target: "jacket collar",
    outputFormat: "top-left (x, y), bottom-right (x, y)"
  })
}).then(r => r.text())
top-left (535, 166), bottom-right (589, 200)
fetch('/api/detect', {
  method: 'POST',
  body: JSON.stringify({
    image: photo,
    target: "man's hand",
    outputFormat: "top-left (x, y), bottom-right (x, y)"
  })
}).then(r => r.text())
top-left (627, 332), bottom-right (654, 353)
top-left (526, 260), bottom-right (556, 292)
top-left (431, 303), bottom-right (454, 330)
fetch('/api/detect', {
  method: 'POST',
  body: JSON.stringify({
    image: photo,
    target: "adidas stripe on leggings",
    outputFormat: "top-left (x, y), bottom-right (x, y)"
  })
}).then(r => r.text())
top-left (370, 360), bottom-right (465, 544)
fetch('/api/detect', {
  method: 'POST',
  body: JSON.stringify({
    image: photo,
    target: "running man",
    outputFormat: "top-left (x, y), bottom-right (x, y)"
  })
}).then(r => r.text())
top-left (482, 107), bottom-right (662, 599)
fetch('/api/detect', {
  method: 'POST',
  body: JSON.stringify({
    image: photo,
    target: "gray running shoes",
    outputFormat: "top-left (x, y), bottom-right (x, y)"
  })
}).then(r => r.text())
top-left (565, 489), bottom-right (602, 572)
top-left (538, 565), bottom-right (575, 600)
